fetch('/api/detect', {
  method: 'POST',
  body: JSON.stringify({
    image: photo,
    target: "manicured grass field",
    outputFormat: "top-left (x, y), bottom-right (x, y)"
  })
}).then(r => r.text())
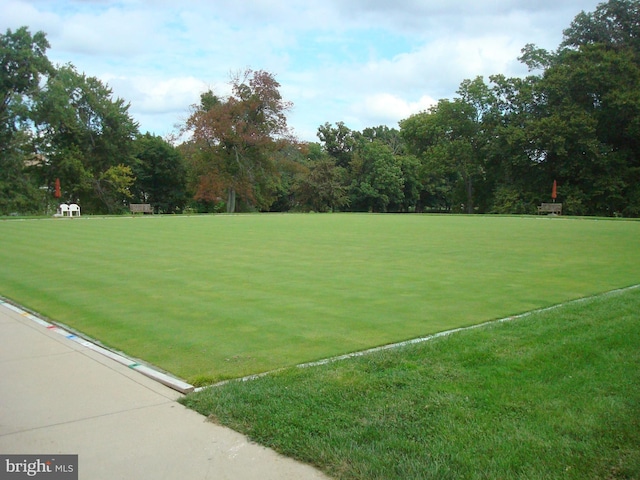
top-left (0, 214), bottom-right (638, 384)
top-left (182, 286), bottom-right (640, 480)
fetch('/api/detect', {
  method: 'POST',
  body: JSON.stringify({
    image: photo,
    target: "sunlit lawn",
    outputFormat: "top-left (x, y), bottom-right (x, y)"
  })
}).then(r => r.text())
top-left (0, 213), bottom-right (638, 384)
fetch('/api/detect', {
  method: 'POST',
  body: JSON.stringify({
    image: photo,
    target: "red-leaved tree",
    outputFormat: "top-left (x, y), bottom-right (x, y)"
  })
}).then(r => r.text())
top-left (186, 69), bottom-right (292, 212)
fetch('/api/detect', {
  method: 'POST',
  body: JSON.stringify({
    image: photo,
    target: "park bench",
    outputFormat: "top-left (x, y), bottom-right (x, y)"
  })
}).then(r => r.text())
top-left (537, 203), bottom-right (562, 215)
top-left (129, 203), bottom-right (153, 214)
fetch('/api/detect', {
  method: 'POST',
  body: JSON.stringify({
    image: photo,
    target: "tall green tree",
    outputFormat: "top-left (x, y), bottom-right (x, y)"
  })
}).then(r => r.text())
top-left (397, 154), bottom-right (422, 212)
top-left (358, 125), bottom-right (419, 212)
top-left (317, 121), bottom-right (357, 168)
top-left (0, 27), bottom-right (51, 137)
top-left (401, 99), bottom-right (484, 213)
top-left (295, 155), bottom-right (349, 212)
top-left (0, 27), bottom-right (52, 214)
top-left (132, 133), bottom-right (187, 213)
top-left (533, 44), bottom-right (640, 215)
top-left (361, 125), bottom-right (405, 155)
top-left (349, 140), bottom-right (405, 212)
top-left (560, 0), bottom-right (640, 215)
top-left (519, 0), bottom-right (640, 215)
top-left (561, 0), bottom-right (640, 54)
top-left (33, 65), bottom-right (139, 213)
top-left (483, 74), bottom-right (544, 213)
top-left (268, 140), bottom-right (310, 212)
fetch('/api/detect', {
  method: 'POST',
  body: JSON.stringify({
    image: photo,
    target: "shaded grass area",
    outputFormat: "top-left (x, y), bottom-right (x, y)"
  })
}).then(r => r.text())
top-left (182, 287), bottom-right (640, 480)
top-left (0, 214), bottom-right (639, 383)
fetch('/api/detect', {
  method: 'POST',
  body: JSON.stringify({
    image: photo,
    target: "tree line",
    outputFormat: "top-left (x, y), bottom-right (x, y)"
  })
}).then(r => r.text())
top-left (1, 0), bottom-right (639, 216)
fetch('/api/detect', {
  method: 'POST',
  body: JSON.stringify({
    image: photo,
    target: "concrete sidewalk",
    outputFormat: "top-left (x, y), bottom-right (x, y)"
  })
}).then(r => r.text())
top-left (0, 302), bottom-right (329, 479)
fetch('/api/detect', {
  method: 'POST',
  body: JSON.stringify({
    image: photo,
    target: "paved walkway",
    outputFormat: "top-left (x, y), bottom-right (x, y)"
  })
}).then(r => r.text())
top-left (0, 301), bottom-right (329, 479)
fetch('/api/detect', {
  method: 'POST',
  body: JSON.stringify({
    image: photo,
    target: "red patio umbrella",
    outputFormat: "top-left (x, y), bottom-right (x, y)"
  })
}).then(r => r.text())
top-left (551, 179), bottom-right (557, 202)
top-left (54, 178), bottom-right (61, 199)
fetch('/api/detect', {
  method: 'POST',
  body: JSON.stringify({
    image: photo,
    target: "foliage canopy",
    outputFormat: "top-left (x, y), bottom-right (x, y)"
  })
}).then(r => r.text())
top-left (2, 0), bottom-right (640, 216)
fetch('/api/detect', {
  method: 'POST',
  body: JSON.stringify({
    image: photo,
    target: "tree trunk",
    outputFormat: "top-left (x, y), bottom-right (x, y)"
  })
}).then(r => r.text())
top-left (227, 187), bottom-right (236, 213)
top-left (227, 146), bottom-right (240, 213)
top-left (465, 174), bottom-right (474, 214)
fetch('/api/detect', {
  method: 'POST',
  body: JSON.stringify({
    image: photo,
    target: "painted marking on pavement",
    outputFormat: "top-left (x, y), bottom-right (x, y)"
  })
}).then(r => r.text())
top-left (0, 299), bottom-right (194, 394)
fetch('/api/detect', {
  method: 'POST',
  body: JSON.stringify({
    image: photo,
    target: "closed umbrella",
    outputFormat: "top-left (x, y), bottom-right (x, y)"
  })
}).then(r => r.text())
top-left (551, 179), bottom-right (557, 202)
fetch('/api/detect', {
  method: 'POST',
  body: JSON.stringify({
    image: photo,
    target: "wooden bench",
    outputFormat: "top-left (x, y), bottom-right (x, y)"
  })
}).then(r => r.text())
top-left (537, 203), bottom-right (562, 215)
top-left (129, 203), bottom-right (153, 214)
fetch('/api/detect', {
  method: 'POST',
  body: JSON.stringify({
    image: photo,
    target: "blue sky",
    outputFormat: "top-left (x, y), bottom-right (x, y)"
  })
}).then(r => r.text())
top-left (1, 0), bottom-right (602, 142)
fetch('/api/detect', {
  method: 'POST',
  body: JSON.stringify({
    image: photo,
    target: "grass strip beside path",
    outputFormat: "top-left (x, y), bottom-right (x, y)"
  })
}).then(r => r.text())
top-left (182, 287), bottom-right (640, 480)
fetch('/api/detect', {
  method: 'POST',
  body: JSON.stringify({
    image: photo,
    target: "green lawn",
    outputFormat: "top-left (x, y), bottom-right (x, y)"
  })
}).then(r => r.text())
top-left (182, 286), bottom-right (640, 480)
top-left (0, 213), bottom-right (638, 384)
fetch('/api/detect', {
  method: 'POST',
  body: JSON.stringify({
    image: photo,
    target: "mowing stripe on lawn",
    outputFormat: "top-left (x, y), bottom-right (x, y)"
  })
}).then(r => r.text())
top-left (1, 214), bottom-right (638, 382)
top-left (195, 283), bottom-right (640, 391)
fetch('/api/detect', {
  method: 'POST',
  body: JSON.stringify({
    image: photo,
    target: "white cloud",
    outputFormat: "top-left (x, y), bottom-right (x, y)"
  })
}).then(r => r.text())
top-left (1, 0), bottom-right (604, 141)
top-left (105, 75), bottom-right (208, 114)
top-left (0, 1), bottom-right (60, 34)
top-left (352, 93), bottom-right (437, 127)
top-left (53, 8), bottom-right (164, 56)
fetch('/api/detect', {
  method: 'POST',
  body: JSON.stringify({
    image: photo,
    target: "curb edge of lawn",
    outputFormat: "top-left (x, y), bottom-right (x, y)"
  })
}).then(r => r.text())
top-left (195, 283), bottom-right (640, 392)
top-left (3, 284), bottom-right (639, 396)
top-left (0, 297), bottom-right (195, 394)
